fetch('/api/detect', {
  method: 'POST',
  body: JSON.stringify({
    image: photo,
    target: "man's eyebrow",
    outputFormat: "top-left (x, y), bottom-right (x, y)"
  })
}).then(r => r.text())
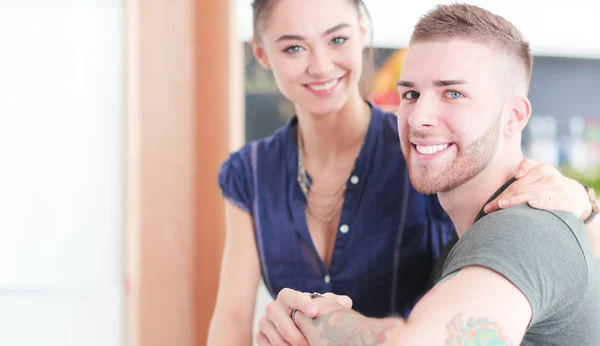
top-left (276, 23), bottom-right (351, 42)
top-left (396, 79), bottom-right (468, 88)
top-left (396, 80), bottom-right (414, 88)
top-left (433, 79), bottom-right (467, 87)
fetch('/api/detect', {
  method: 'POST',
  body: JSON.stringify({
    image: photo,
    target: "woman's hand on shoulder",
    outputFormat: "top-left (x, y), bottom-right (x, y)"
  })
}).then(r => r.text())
top-left (484, 159), bottom-right (589, 219)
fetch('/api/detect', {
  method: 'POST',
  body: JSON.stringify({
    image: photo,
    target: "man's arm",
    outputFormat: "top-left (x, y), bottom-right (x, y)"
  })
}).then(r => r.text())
top-left (293, 300), bottom-right (404, 346)
top-left (294, 265), bottom-right (531, 345)
top-left (401, 266), bottom-right (530, 345)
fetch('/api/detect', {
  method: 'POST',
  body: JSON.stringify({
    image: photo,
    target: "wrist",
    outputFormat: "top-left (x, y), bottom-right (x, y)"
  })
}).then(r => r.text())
top-left (582, 206), bottom-right (592, 222)
top-left (582, 184), bottom-right (599, 224)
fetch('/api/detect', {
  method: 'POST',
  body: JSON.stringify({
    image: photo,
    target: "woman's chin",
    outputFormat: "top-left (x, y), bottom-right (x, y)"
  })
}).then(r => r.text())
top-left (300, 94), bottom-right (352, 117)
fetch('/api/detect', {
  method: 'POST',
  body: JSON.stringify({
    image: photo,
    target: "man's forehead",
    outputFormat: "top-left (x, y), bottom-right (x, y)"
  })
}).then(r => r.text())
top-left (407, 40), bottom-right (493, 64)
top-left (401, 40), bottom-right (495, 85)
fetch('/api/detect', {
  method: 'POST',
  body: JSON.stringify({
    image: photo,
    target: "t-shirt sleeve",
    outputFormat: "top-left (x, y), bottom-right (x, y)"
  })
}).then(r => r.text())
top-left (217, 146), bottom-right (254, 214)
top-left (440, 206), bottom-right (589, 325)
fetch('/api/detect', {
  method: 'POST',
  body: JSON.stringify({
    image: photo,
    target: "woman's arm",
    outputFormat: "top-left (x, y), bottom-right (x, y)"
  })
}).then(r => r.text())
top-left (207, 201), bottom-right (262, 346)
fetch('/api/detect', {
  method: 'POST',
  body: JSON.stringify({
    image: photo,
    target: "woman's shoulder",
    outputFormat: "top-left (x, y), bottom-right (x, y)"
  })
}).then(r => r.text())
top-left (372, 104), bottom-right (399, 135)
top-left (217, 120), bottom-right (295, 212)
top-left (366, 104), bottom-right (404, 161)
top-left (227, 119), bottom-right (295, 162)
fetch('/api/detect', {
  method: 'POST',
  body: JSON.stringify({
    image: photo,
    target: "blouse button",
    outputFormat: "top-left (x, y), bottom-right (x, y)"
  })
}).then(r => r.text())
top-left (339, 224), bottom-right (350, 234)
top-left (350, 175), bottom-right (359, 184)
top-left (324, 274), bottom-right (331, 284)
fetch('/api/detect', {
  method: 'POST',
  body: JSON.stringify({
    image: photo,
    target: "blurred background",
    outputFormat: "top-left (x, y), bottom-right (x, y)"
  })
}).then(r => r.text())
top-left (0, 1), bottom-right (597, 346)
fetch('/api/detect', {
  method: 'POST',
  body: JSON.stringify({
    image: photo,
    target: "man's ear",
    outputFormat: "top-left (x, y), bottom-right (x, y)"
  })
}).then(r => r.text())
top-left (252, 38), bottom-right (271, 70)
top-left (504, 96), bottom-right (531, 137)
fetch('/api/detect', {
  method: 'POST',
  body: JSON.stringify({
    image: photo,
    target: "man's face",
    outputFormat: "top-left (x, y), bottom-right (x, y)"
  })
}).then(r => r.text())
top-left (396, 39), bottom-right (506, 194)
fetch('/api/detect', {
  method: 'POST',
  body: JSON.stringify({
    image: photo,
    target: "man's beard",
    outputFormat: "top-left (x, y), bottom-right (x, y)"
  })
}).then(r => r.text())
top-left (403, 114), bottom-right (501, 195)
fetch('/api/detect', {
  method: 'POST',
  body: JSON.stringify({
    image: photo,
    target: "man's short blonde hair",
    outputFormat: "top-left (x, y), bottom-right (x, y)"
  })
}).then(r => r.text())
top-left (411, 3), bottom-right (533, 92)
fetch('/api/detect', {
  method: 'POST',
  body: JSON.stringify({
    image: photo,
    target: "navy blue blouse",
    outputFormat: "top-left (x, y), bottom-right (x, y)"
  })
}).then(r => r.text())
top-left (218, 104), bottom-right (455, 318)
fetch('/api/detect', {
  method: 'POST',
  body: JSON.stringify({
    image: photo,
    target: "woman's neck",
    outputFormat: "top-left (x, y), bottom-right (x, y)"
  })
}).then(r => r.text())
top-left (296, 94), bottom-right (371, 163)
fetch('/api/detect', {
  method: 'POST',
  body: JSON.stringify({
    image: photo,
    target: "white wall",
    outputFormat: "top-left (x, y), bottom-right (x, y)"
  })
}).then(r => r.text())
top-left (0, 2), bottom-right (124, 346)
top-left (237, 0), bottom-right (600, 59)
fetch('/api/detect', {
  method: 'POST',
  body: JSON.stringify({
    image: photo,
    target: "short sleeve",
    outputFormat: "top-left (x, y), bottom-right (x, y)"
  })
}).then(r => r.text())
top-left (441, 205), bottom-right (589, 325)
top-left (217, 147), bottom-right (254, 214)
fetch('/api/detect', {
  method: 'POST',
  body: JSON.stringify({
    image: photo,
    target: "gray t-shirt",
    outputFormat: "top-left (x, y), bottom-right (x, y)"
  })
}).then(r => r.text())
top-left (441, 204), bottom-right (600, 345)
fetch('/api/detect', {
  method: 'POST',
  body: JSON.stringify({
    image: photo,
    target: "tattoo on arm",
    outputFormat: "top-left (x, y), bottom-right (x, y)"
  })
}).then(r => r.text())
top-left (312, 308), bottom-right (396, 345)
top-left (445, 313), bottom-right (513, 346)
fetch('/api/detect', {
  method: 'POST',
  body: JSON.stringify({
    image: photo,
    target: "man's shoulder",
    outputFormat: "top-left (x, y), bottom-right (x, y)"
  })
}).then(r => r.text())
top-left (450, 204), bottom-right (587, 265)
top-left (472, 204), bottom-right (583, 235)
top-left (441, 204), bottom-right (592, 332)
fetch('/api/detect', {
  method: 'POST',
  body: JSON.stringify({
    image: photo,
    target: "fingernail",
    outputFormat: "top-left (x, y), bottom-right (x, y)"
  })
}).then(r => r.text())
top-left (308, 305), bottom-right (318, 316)
top-left (528, 200), bottom-right (538, 206)
top-left (498, 200), bottom-right (509, 208)
top-left (483, 204), bottom-right (492, 214)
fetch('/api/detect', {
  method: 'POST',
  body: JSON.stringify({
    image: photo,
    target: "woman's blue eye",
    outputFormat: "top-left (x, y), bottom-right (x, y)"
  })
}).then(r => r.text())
top-left (284, 45), bottom-right (304, 54)
top-left (330, 37), bottom-right (347, 45)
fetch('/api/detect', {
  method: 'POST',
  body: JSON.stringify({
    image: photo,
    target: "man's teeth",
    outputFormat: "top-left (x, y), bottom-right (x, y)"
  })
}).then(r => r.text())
top-left (308, 79), bottom-right (338, 91)
top-left (416, 143), bottom-right (449, 155)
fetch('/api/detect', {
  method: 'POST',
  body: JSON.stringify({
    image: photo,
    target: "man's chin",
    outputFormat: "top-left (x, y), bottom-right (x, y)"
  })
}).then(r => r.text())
top-left (408, 175), bottom-right (442, 195)
top-left (408, 166), bottom-right (462, 195)
top-left (411, 182), bottom-right (441, 195)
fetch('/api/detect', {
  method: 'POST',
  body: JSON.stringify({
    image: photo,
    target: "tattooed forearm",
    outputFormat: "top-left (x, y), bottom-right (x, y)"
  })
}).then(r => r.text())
top-left (311, 308), bottom-right (396, 345)
top-left (445, 313), bottom-right (513, 346)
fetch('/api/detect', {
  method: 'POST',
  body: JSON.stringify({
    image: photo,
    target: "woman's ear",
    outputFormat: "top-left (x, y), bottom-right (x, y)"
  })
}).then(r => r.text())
top-left (359, 15), bottom-right (367, 44)
top-left (252, 38), bottom-right (271, 70)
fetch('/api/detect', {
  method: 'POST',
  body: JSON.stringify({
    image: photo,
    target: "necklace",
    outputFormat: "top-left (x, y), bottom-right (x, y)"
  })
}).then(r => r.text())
top-left (296, 128), bottom-right (365, 223)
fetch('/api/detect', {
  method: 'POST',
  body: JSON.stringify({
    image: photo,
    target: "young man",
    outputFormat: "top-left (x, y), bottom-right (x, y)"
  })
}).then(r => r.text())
top-left (263, 4), bottom-right (600, 345)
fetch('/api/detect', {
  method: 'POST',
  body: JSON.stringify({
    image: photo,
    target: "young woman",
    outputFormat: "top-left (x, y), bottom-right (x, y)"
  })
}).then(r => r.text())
top-left (208, 0), bottom-right (599, 345)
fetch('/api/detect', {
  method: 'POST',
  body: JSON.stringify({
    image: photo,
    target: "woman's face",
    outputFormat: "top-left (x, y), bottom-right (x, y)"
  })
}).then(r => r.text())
top-left (253, 0), bottom-right (366, 116)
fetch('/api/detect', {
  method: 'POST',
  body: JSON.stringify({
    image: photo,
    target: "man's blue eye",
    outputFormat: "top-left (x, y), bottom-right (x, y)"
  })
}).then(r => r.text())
top-left (446, 91), bottom-right (464, 99)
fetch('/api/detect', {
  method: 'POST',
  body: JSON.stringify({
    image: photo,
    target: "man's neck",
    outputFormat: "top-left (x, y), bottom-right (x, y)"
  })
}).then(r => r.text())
top-left (438, 155), bottom-right (523, 236)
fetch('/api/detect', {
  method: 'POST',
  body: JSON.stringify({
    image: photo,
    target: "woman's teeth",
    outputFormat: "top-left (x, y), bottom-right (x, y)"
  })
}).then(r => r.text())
top-left (307, 79), bottom-right (339, 91)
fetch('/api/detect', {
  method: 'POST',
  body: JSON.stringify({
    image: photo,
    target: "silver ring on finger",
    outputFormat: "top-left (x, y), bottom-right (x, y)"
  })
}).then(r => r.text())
top-left (290, 309), bottom-right (298, 322)
top-left (309, 292), bottom-right (326, 299)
